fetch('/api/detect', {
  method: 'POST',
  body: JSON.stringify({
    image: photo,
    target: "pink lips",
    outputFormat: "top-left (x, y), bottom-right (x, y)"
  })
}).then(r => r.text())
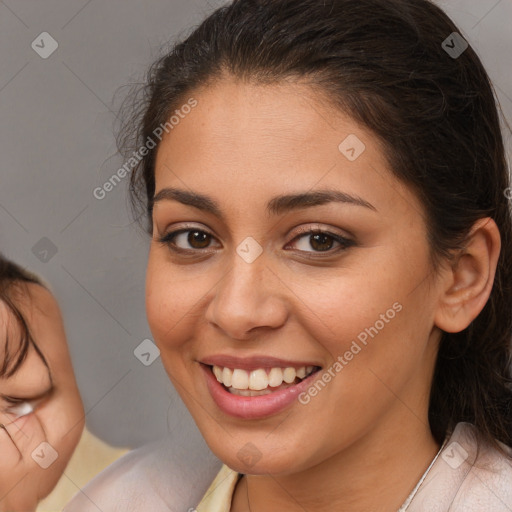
top-left (200, 362), bottom-right (320, 420)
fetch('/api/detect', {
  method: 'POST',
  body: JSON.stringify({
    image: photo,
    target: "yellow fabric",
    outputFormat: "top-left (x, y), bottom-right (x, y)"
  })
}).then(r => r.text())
top-left (196, 464), bottom-right (242, 512)
top-left (36, 427), bottom-right (129, 512)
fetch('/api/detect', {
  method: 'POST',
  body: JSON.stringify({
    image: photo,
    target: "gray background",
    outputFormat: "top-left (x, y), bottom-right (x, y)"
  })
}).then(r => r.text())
top-left (0, 0), bottom-right (510, 453)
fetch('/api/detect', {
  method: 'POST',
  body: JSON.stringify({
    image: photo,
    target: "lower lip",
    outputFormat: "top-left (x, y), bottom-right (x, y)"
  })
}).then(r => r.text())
top-left (201, 363), bottom-right (320, 420)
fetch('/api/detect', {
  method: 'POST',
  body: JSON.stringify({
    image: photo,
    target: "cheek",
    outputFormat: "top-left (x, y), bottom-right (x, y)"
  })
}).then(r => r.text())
top-left (318, 298), bottom-right (433, 422)
top-left (291, 268), bottom-right (408, 353)
top-left (145, 252), bottom-right (206, 350)
top-left (296, 257), bottom-right (433, 394)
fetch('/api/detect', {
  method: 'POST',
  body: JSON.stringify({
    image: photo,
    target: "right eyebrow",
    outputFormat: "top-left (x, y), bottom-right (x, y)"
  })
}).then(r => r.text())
top-left (153, 187), bottom-right (224, 218)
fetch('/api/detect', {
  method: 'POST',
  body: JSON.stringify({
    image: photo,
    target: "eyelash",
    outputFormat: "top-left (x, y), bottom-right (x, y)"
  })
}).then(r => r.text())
top-left (1, 389), bottom-right (54, 417)
top-left (157, 225), bottom-right (355, 256)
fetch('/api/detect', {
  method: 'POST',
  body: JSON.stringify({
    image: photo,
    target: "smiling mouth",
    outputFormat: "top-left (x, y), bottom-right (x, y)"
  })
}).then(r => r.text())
top-left (209, 364), bottom-right (322, 396)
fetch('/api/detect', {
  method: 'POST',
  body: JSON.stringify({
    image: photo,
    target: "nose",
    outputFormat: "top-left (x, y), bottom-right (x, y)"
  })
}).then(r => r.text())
top-left (204, 249), bottom-right (288, 340)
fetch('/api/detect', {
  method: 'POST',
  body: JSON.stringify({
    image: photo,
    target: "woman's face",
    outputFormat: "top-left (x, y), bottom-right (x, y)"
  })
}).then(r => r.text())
top-left (146, 78), bottom-right (444, 474)
top-left (0, 284), bottom-right (84, 510)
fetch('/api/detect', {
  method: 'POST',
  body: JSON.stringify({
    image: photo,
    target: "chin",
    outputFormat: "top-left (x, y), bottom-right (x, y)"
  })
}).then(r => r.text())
top-left (206, 435), bottom-right (311, 476)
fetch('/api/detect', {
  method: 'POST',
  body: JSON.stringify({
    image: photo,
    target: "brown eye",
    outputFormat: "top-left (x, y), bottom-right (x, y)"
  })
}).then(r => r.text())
top-left (308, 232), bottom-right (335, 251)
top-left (289, 229), bottom-right (354, 254)
top-left (186, 230), bottom-right (211, 249)
top-left (158, 228), bottom-right (218, 251)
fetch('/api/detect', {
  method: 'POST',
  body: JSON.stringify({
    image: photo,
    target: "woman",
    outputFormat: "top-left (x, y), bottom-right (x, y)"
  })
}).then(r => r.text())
top-left (69, 0), bottom-right (512, 510)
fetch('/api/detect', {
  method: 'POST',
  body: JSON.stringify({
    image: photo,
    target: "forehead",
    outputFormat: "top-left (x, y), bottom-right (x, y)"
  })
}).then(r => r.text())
top-left (0, 297), bottom-right (23, 358)
top-left (153, 77), bottom-right (421, 222)
top-left (156, 78), bottom-right (354, 166)
top-left (0, 292), bottom-right (53, 402)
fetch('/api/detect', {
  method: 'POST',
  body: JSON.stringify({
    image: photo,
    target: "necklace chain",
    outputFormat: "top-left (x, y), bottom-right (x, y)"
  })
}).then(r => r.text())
top-left (398, 439), bottom-right (447, 512)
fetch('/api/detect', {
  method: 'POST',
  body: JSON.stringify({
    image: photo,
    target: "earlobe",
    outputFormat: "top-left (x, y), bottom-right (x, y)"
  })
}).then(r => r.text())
top-left (434, 217), bottom-right (501, 334)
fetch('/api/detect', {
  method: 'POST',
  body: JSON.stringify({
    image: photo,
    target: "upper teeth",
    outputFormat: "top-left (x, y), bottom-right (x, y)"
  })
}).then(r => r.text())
top-left (212, 365), bottom-right (315, 391)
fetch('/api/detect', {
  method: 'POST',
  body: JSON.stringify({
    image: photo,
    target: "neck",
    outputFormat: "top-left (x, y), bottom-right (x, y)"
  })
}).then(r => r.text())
top-left (232, 418), bottom-right (441, 512)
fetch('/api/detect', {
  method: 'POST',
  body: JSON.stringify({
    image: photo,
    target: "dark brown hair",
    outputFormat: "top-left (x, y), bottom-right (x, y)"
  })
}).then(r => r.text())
top-left (0, 254), bottom-right (48, 377)
top-left (117, 0), bottom-right (512, 454)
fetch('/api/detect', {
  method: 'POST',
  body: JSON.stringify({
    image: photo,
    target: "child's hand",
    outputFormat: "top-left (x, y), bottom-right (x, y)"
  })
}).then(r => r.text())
top-left (0, 407), bottom-right (55, 512)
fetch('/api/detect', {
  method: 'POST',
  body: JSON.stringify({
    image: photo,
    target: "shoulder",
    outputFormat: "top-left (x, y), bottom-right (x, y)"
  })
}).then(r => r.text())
top-left (410, 422), bottom-right (512, 512)
top-left (37, 427), bottom-right (128, 511)
top-left (63, 434), bottom-right (222, 512)
top-left (450, 422), bottom-right (512, 511)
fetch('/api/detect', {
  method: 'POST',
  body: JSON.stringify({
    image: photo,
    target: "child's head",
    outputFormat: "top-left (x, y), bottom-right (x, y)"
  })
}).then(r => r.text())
top-left (0, 254), bottom-right (84, 511)
top-left (0, 256), bottom-right (47, 380)
top-left (118, 0), bottom-right (512, 474)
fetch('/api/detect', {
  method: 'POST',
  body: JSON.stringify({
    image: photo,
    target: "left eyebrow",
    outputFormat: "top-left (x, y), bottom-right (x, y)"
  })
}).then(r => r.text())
top-left (267, 189), bottom-right (377, 215)
top-left (152, 187), bottom-right (377, 220)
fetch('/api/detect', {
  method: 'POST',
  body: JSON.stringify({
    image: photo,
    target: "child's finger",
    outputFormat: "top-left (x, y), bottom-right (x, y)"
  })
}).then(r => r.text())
top-left (0, 410), bottom-right (48, 467)
top-left (0, 421), bottom-right (23, 468)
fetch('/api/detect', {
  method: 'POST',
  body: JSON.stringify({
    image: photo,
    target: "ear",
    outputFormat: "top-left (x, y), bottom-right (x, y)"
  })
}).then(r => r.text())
top-left (434, 217), bottom-right (501, 334)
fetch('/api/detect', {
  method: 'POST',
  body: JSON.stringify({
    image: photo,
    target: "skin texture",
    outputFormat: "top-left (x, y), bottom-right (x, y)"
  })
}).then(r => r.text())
top-left (0, 283), bottom-right (84, 512)
top-left (145, 77), bottom-right (501, 512)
